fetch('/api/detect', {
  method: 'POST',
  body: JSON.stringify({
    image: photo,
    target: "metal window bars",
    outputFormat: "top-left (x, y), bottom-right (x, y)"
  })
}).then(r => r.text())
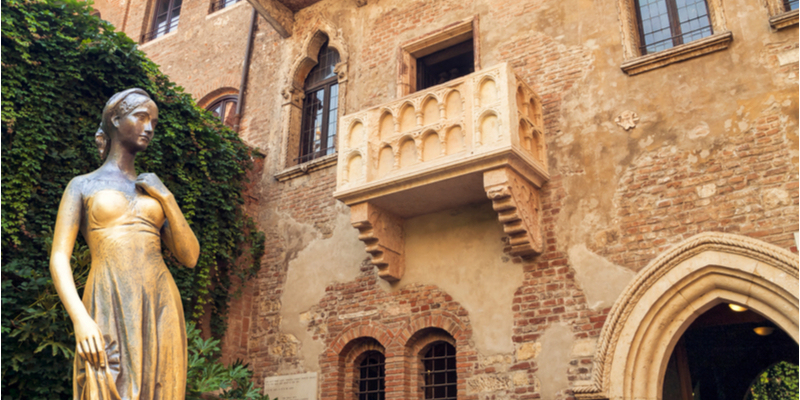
top-left (420, 342), bottom-right (457, 400)
top-left (356, 352), bottom-right (385, 400)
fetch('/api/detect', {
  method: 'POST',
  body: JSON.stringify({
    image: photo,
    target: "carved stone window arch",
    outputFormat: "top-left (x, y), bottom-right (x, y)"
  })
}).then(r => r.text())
top-left (277, 23), bottom-right (349, 181)
top-left (574, 232), bottom-right (799, 400)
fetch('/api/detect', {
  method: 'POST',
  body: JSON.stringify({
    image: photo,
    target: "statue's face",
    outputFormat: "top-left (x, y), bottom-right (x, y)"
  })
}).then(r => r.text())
top-left (113, 100), bottom-right (158, 153)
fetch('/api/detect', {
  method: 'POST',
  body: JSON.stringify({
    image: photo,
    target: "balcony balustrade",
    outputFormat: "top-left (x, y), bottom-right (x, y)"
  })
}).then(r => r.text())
top-left (333, 62), bottom-right (549, 281)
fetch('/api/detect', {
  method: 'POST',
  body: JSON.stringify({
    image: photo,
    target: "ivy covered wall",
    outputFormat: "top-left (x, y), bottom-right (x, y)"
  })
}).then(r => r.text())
top-left (1, 0), bottom-right (265, 397)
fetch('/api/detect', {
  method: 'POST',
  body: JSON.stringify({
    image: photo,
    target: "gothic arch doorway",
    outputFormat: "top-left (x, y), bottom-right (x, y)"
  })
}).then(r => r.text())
top-left (574, 232), bottom-right (799, 400)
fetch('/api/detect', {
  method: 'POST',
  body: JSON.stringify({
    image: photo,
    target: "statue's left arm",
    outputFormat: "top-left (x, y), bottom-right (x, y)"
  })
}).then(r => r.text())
top-left (136, 173), bottom-right (200, 268)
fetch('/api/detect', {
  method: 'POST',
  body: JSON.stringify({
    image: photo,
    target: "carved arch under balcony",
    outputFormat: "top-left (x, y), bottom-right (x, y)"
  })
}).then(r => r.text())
top-left (277, 19), bottom-right (350, 175)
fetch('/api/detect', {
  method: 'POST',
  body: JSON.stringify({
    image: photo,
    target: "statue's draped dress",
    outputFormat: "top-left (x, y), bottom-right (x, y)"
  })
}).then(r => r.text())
top-left (74, 188), bottom-right (186, 400)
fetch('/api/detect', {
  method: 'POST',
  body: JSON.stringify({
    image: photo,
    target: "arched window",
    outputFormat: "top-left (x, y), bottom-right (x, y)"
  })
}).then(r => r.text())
top-left (356, 351), bottom-right (385, 400)
top-left (207, 95), bottom-right (237, 128)
top-left (297, 41), bottom-right (340, 164)
top-left (421, 341), bottom-right (456, 400)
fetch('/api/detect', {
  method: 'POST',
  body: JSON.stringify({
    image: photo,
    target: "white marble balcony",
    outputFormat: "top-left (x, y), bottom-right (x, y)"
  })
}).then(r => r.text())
top-left (333, 62), bottom-right (549, 281)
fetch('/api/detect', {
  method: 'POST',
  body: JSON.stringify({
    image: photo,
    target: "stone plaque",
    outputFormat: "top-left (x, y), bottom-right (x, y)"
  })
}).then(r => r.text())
top-left (263, 372), bottom-right (318, 400)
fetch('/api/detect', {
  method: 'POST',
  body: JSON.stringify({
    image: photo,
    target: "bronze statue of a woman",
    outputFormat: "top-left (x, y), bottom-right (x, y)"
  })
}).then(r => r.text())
top-left (50, 88), bottom-right (200, 400)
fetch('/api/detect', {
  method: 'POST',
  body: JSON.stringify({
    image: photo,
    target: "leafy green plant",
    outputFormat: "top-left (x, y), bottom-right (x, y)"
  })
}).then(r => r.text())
top-left (1, 0), bottom-right (265, 397)
top-left (746, 362), bottom-right (799, 400)
top-left (186, 322), bottom-right (273, 400)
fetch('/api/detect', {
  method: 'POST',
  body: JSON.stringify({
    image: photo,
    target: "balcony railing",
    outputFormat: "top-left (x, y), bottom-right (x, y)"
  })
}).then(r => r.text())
top-left (334, 62), bottom-right (547, 215)
top-left (334, 62), bottom-right (550, 282)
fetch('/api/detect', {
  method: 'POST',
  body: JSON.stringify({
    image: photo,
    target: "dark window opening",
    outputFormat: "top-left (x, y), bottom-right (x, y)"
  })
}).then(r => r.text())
top-left (661, 303), bottom-right (799, 400)
top-left (142, 0), bottom-right (182, 43)
top-left (207, 96), bottom-right (238, 128)
top-left (784, 0), bottom-right (799, 11)
top-left (356, 351), bottom-right (385, 400)
top-left (416, 39), bottom-right (475, 91)
top-left (297, 41), bottom-right (340, 164)
top-left (421, 342), bottom-right (457, 400)
top-left (635, 0), bottom-right (713, 55)
top-left (209, 0), bottom-right (241, 13)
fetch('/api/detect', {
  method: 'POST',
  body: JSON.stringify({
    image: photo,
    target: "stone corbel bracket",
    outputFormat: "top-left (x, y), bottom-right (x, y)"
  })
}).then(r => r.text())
top-left (483, 167), bottom-right (543, 257)
top-left (350, 202), bottom-right (405, 282)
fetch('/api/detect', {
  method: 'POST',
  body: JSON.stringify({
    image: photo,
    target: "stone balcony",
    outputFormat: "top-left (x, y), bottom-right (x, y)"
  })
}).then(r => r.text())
top-left (333, 62), bottom-right (549, 281)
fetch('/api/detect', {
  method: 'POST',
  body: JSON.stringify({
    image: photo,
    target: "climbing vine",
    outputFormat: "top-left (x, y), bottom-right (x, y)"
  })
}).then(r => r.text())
top-left (1, 0), bottom-right (265, 397)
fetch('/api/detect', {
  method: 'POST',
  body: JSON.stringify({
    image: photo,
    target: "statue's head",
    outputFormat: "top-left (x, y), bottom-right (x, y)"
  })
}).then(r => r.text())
top-left (96, 88), bottom-right (158, 159)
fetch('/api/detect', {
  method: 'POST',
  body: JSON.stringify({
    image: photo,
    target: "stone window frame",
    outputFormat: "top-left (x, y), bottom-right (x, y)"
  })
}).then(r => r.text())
top-left (767, 0), bottom-right (799, 30)
top-left (617, 0), bottom-right (733, 75)
top-left (276, 23), bottom-right (349, 182)
top-left (396, 16), bottom-right (481, 98)
top-left (141, 0), bottom-right (182, 43)
top-left (573, 232), bottom-right (799, 400)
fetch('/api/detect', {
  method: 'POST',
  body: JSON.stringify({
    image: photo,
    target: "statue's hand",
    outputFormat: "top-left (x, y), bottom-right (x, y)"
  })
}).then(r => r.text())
top-left (135, 173), bottom-right (172, 202)
top-left (74, 316), bottom-right (106, 369)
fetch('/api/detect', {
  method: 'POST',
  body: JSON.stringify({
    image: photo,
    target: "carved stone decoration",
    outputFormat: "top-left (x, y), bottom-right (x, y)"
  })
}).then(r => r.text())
top-left (614, 110), bottom-right (639, 131)
top-left (573, 232), bottom-right (799, 400)
top-left (350, 202), bottom-right (405, 282)
top-left (483, 167), bottom-right (543, 257)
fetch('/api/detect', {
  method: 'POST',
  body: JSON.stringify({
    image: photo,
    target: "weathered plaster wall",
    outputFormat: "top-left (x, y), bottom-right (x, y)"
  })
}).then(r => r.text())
top-left (281, 206), bottom-right (365, 372)
top-left (402, 203), bottom-right (524, 356)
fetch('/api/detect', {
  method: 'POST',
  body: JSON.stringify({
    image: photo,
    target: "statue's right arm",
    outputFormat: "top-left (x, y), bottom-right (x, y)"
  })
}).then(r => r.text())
top-left (49, 179), bottom-right (106, 369)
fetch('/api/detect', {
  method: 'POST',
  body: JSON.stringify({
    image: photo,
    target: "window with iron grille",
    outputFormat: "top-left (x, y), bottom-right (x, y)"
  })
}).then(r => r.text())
top-left (635, 0), bottom-right (713, 55)
top-left (209, 0), bottom-right (241, 13)
top-left (207, 96), bottom-right (238, 128)
top-left (421, 342), bottom-right (457, 400)
top-left (784, 0), bottom-right (799, 11)
top-left (142, 0), bottom-right (182, 43)
top-left (356, 351), bottom-right (385, 400)
top-left (297, 41), bottom-right (340, 164)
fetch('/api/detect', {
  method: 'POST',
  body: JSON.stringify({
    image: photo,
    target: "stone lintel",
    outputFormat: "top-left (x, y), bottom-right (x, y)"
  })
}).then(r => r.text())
top-left (350, 202), bottom-right (405, 282)
top-left (484, 167), bottom-right (543, 257)
top-left (246, 0), bottom-right (294, 38)
top-left (621, 31), bottom-right (733, 76)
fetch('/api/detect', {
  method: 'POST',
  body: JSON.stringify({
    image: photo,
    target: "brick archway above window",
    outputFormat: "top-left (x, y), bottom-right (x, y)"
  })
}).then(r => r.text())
top-left (197, 87), bottom-right (239, 109)
top-left (574, 232), bottom-right (799, 400)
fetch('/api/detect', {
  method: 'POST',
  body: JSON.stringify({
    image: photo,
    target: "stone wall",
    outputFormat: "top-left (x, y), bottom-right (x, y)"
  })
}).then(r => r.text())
top-left (89, 0), bottom-right (799, 397)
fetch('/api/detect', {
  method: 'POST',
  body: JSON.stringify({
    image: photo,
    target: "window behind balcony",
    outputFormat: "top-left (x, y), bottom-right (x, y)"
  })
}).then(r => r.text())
top-left (784, 0), bottom-right (799, 10)
top-left (297, 41), bottom-right (340, 164)
top-left (416, 38), bottom-right (475, 91)
top-left (635, 0), bottom-right (713, 55)
top-left (144, 0), bottom-right (182, 42)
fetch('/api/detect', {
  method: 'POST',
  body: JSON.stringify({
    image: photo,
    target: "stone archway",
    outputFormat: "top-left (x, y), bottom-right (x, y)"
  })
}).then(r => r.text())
top-left (574, 232), bottom-right (799, 400)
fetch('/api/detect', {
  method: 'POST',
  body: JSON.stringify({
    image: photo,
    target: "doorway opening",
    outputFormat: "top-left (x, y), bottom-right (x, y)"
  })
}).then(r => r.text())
top-left (662, 303), bottom-right (799, 400)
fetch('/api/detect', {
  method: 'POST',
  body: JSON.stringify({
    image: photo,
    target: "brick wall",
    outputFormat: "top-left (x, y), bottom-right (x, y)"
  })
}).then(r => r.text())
top-left (90, 0), bottom-right (799, 397)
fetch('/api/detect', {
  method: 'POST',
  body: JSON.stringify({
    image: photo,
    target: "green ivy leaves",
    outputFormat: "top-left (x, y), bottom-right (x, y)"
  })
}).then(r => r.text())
top-left (1, 0), bottom-right (265, 397)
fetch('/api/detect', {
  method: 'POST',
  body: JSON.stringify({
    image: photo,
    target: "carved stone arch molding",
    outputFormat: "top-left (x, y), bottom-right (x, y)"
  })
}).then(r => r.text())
top-left (574, 232), bottom-right (799, 400)
top-left (278, 17), bottom-right (350, 173)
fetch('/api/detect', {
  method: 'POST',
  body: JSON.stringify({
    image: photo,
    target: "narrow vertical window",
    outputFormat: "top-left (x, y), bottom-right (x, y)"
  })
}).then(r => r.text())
top-left (207, 96), bottom-right (238, 128)
top-left (297, 41), bottom-right (340, 164)
top-left (356, 351), bottom-right (385, 400)
top-left (421, 342), bottom-right (456, 400)
top-left (143, 0), bottom-right (182, 43)
top-left (635, 0), bottom-right (713, 55)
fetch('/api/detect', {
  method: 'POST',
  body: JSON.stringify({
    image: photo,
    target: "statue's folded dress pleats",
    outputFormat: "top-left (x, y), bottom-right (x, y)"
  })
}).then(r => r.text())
top-left (74, 189), bottom-right (186, 400)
